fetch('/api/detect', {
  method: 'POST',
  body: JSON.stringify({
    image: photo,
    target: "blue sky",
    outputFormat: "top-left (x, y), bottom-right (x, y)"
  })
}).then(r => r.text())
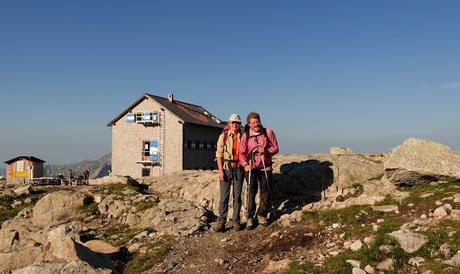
top-left (1, 1), bottom-right (459, 164)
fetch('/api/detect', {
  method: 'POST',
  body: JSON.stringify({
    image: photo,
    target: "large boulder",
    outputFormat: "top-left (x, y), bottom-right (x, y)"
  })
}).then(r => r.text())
top-left (0, 217), bottom-right (46, 252)
top-left (146, 171), bottom-right (220, 214)
top-left (272, 153), bottom-right (385, 202)
top-left (384, 138), bottom-right (460, 186)
top-left (88, 175), bottom-right (129, 186)
top-left (0, 240), bottom-right (42, 273)
top-left (84, 240), bottom-right (120, 255)
top-left (388, 230), bottom-right (428, 254)
top-left (35, 225), bottom-right (114, 270)
top-left (12, 260), bottom-right (111, 274)
top-left (145, 154), bottom-right (387, 216)
top-left (127, 199), bottom-right (209, 236)
top-left (330, 146), bottom-right (353, 155)
top-left (98, 194), bottom-right (132, 220)
top-left (32, 191), bottom-right (86, 228)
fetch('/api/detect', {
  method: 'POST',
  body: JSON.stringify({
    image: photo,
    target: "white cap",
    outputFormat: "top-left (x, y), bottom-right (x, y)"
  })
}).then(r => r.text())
top-left (228, 113), bottom-right (242, 123)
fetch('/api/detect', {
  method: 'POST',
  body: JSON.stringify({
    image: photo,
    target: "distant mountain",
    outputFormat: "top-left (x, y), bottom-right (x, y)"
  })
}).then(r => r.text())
top-left (45, 154), bottom-right (111, 179)
top-left (0, 166), bottom-right (5, 177)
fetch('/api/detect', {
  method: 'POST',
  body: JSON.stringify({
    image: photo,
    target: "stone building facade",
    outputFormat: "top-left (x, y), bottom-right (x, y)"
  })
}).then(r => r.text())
top-left (108, 93), bottom-right (223, 178)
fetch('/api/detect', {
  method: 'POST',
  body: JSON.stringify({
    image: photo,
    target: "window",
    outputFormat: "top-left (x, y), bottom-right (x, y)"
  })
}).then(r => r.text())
top-left (141, 140), bottom-right (159, 162)
top-left (142, 141), bottom-right (150, 161)
top-left (185, 140), bottom-right (192, 149)
top-left (207, 143), bottom-right (211, 149)
top-left (127, 112), bottom-right (159, 124)
top-left (195, 141), bottom-right (200, 150)
top-left (211, 142), bottom-right (216, 150)
top-left (142, 168), bottom-right (150, 177)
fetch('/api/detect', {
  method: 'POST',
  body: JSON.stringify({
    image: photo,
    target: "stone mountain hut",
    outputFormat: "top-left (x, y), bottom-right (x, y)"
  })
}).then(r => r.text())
top-left (4, 156), bottom-right (46, 184)
top-left (108, 93), bottom-right (224, 178)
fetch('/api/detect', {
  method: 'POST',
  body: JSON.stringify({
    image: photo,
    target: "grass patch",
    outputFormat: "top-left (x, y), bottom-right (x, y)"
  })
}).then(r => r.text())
top-left (133, 199), bottom-right (157, 212)
top-left (415, 227), bottom-right (449, 258)
top-left (376, 215), bottom-right (405, 234)
top-left (351, 182), bottom-right (364, 196)
top-left (414, 219), bottom-right (460, 258)
top-left (100, 224), bottom-right (148, 247)
top-left (317, 234), bottom-right (408, 273)
top-left (283, 261), bottom-right (319, 274)
top-left (286, 214), bottom-right (407, 274)
top-left (123, 237), bottom-right (172, 274)
top-left (301, 205), bottom-right (395, 240)
top-left (401, 180), bottom-right (460, 206)
top-left (417, 259), bottom-right (460, 274)
top-left (0, 190), bottom-right (48, 224)
top-left (80, 196), bottom-right (100, 216)
top-left (0, 195), bottom-right (29, 224)
top-left (302, 205), bottom-right (375, 227)
top-left (374, 194), bottom-right (400, 206)
top-left (94, 183), bottom-right (142, 197)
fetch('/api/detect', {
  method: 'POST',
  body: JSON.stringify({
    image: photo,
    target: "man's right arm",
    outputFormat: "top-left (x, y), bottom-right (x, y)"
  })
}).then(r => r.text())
top-left (238, 133), bottom-right (249, 169)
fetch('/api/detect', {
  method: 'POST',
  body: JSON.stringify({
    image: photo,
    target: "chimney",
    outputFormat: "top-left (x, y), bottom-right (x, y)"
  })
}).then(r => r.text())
top-left (168, 93), bottom-right (174, 103)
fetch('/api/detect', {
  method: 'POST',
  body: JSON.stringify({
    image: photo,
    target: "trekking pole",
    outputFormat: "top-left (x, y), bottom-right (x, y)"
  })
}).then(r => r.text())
top-left (245, 146), bottom-right (258, 221)
top-left (246, 158), bottom-right (252, 221)
top-left (261, 156), bottom-right (275, 220)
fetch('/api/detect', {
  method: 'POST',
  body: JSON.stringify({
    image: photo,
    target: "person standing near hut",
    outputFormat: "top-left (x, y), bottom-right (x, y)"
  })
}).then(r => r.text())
top-left (213, 114), bottom-right (244, 232)
top-left (239, 112), bottom-right (279, 230)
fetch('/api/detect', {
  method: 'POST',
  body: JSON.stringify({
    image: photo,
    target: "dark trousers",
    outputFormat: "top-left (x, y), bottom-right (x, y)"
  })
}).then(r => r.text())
top-left (218, 168), bottom-right (244, 223)
top-left (246, 169), bottom-right (272, 219)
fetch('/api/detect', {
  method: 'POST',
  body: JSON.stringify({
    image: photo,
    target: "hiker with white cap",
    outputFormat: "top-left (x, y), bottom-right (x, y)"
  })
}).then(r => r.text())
top-left (239, 112), bottom-right (279, 230)
top-left (213, 113), bottom-right (244, 232)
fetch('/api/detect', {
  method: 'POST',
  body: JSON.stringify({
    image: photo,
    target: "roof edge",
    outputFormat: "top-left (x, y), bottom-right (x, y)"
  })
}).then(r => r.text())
top-left (4, 156), bottom-right (46, 164)
top-left (107, 93), bottom-right (149, 126)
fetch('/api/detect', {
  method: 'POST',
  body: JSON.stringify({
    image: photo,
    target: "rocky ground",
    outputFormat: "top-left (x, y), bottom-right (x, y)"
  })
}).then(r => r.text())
top-left (1, 138), bottom-right (460, 273)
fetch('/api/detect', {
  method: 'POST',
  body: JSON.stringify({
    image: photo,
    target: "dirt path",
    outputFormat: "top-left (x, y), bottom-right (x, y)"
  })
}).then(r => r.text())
top-left (151, 222), bottom-right (319, 274)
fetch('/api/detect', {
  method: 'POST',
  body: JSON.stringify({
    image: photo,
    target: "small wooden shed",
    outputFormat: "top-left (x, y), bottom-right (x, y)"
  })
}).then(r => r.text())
top-left (4, 156), bottom-right (46, 185)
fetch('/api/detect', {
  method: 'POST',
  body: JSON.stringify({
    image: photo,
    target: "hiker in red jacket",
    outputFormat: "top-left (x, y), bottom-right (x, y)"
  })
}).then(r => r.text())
top-left (239, 112), bottom-right (279, 230)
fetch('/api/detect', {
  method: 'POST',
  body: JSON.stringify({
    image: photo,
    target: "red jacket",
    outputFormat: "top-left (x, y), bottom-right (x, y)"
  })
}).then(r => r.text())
top-left (239, 128), bottom-right (279, 171)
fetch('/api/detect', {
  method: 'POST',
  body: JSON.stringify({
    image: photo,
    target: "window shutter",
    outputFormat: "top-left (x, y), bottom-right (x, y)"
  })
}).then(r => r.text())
top-left (149, 140), bottom-right (158, 161)
top-left (127, 113), bottom-right (135, 123)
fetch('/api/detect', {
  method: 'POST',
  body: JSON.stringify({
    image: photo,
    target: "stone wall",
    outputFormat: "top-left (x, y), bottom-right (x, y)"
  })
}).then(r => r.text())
top-left (111, 98), bottom-right (183, 178)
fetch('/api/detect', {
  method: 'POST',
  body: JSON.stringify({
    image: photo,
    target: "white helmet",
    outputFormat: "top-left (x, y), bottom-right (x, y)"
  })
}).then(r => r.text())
top-left (228, 113), bottom-right (242, 123)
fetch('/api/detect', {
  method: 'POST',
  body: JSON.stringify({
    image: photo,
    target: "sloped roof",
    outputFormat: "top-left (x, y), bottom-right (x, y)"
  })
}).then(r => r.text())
top-left (4, 156), bottom-right (46, 164)
top-left (108, 93), bottom-right (224, 128)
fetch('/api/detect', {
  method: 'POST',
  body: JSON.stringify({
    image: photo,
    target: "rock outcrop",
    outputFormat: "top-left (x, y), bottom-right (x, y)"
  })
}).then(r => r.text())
top-left (32, 191), bottom-right (86, 228)
top-left (384, 138), bottom-right (460, 186)
top-left (34, 225), bottom-right (114, 270)
top-left (128, 199), bottom-right (208, 236)
top-left (388, 230), bottom-right (429, 254)
top-left (273, 153), bottom-right (386, 202)
top-left (330, 146), bottom-right (353, 155)
top-left (12, 260), bottom-right (111, 274)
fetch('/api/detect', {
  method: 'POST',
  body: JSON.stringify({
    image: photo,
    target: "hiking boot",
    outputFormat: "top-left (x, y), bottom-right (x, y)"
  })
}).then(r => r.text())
top-left (246, 218), bottom-right (255, 230)
top-left (234, 223), bottom-right (242, 231)
top-left (257, 215), bottom-right (269, 227)
top-left (213, 219), bottom-right (226, 232)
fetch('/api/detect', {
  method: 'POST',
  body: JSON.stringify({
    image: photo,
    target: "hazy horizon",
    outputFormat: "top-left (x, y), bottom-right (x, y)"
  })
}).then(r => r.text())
top-left (1, 1), bottom-right (459, 164)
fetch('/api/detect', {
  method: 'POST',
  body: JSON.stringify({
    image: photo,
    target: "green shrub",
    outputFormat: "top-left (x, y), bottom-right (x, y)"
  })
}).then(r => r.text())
top-left (123, 237), bottom-right (172, 274)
